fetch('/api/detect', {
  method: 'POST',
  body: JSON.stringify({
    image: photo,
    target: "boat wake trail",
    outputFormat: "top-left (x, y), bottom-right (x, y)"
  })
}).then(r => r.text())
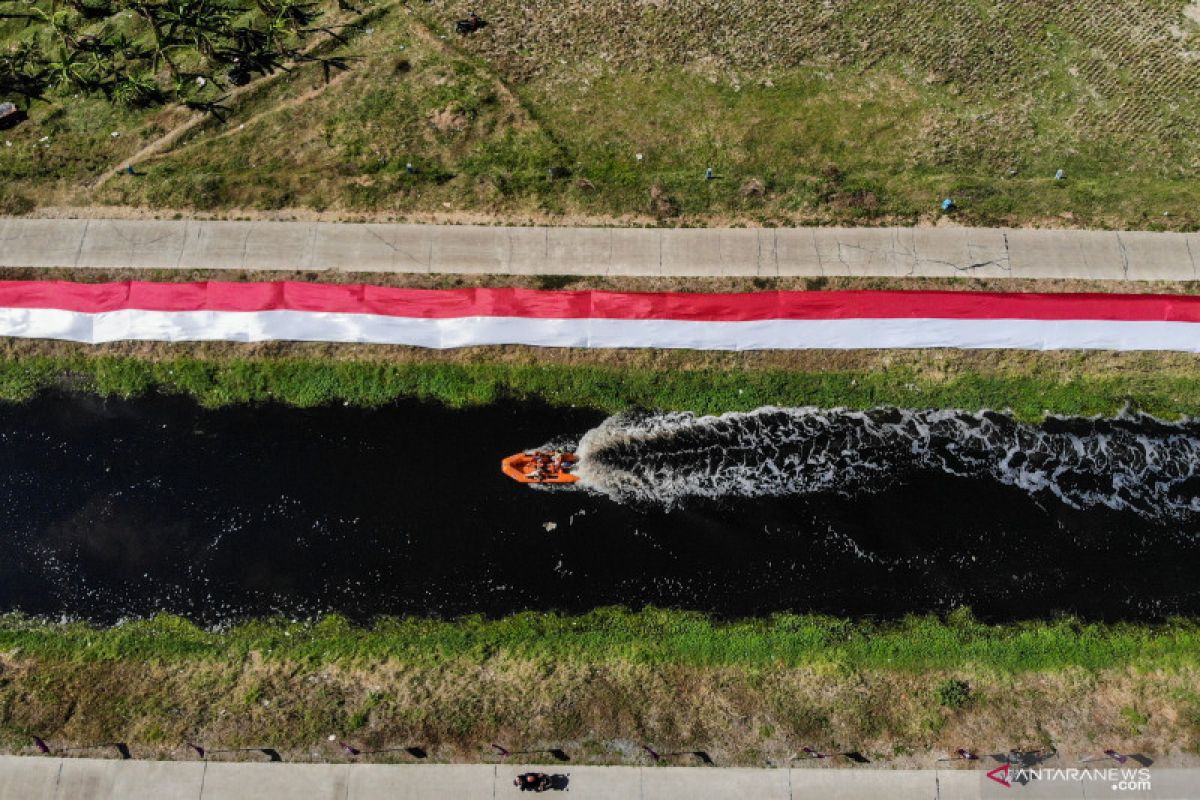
top-left (573, 407), bottom-right (1200, 519)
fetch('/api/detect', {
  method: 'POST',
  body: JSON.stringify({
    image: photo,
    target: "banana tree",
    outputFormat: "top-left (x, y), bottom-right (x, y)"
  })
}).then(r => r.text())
top-left (158, 0), bottom-right (232, 62)
top-left (42, 43), bottom-right (98, 91)
top-left (109, 70), bottom-right (165, 106)
top-left (118, 0), bottom-right (181, 80)
top-left (62, 0), bottom-right (115, 21)
top-left (182, 92), bottom-right (229, 120)
top-left (0, 3), bottom-right (82, 49)
top-left (0, 42), bottom-right (50, 102)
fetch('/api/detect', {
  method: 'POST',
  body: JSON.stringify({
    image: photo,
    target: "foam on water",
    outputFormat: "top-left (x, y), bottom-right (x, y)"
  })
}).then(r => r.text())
top-left (574, 407), bottom-right (1200, 519)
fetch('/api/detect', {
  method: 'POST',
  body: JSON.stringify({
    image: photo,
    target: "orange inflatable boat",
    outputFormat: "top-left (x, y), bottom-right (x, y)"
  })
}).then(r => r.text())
top-left (502, 450), bottom-right (579, 484)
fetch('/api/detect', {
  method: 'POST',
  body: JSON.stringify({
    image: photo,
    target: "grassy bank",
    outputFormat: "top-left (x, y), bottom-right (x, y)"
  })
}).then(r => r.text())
top-left (5, 350), bottom-right (1200, 420)
top-left (5, 0), bottom-right (1200, 228)
top-left (2, 341), bottom-right (1199, 762)
top-left (3, 610), bottom-right (1199, 672)
top-left (2, 611), bottom-right (1198, 764)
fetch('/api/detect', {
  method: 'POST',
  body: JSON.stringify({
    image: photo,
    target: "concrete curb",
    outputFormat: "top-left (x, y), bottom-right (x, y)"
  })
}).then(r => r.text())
top-left (1, 219), bottom-right (1198, 280)
top-left (1, 756), bottom-right (1195, 799)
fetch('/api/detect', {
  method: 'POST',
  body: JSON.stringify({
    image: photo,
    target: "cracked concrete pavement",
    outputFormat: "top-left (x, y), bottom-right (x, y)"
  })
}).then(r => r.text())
top-left (2, 757), bottom-right (1196, 800)
top-left (1, 219), bottom-right (1199, 279)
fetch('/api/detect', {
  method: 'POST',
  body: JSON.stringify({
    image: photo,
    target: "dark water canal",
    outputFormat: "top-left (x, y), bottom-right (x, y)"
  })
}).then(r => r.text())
top-left (1, 393), bottom-right (1197, 624)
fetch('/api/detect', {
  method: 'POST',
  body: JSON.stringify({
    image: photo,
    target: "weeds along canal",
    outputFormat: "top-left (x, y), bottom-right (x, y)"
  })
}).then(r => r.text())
top-left (1, 392), bottom-right (1198, 624)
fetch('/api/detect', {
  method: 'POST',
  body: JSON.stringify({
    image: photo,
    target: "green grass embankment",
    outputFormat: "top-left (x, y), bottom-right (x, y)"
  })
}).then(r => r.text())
top-left (5, 354), bottom-right (1200, 419)
top-left (2, 609), bottom-right (1198, 672)
top-left (3, 610), bottom-right (1198, 763)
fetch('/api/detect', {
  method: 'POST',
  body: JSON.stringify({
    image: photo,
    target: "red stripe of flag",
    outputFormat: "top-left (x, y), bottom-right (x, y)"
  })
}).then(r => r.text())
top-left (0, 281), bottom-right (1197, 323)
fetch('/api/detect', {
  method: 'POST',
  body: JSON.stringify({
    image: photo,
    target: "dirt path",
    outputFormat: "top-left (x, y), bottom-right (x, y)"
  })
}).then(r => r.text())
top-left (404, 7), bottom-right (540, 131)
top-left (131, 67), bottom-right (357, 168)
top-left (91, 2), bottom-right (399, 190)
top-left (104, 3), bottom-right (551, 181)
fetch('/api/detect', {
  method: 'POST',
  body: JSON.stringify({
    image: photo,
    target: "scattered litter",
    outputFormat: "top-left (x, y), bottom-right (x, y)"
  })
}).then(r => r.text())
top-left (635, 153), bottom-right (643, 162)
top-left (455, 13), bottom-right (486, 34)
top-left (196, 77), bottom-right (207, 88)
top-left (328, 735), bottom-right (337, 741)
top-left (0, 102), bottom-right (24, 130)
top-left (705, 167), bottom-right (714, 180)
top-left (4, 141), bottom-right (10, 147)
top-left (543, 521), bottom-right (557, 532)
top-left (110, 131), bottom-right (120, 139)
top-left (365, 27), bottom-right (374, 34)
top-left (941, 197), bottom-right (956, 211)
top-left (1055, 168), bottom-right (1066, 180)
top-left (38, 135), bottom-right (49, 142)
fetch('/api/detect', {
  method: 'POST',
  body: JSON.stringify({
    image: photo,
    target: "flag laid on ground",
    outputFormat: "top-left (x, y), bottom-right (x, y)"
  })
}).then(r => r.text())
top-left (1, 281), bottom-right (1199, 351)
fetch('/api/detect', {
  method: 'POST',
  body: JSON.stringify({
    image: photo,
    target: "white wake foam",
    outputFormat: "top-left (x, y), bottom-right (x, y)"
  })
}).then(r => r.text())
top-left (572, 407), bottom-right (1200, 519)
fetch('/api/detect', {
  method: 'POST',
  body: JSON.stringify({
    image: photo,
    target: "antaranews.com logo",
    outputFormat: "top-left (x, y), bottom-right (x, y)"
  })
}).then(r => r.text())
top-left (984, 763), bottom-right (1153, 793)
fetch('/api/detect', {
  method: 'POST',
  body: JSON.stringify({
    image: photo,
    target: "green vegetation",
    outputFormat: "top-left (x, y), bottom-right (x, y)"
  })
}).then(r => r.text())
top-left (0, 0), bottom-right (353, 112)
top-left (5, 351), bottom-right (1200, 420)
top-left (1121, 705), bottom-right (1151, 734)
top-left (935, 678), bottom-right (972, 709)
top-left (4, 0), bottom-right (1200, 227)
top-left (3, 609), bottom-right (1198, 671)
top-left (2, 611), bottom-right (1198, 762)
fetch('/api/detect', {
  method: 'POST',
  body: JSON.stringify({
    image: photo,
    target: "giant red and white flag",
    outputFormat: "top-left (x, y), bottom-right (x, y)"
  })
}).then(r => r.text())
top-left (0, 280), bottom-right (1198, 351)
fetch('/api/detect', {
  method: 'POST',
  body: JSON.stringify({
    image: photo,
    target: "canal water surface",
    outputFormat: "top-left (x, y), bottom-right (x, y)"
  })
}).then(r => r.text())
top-left (1, 393), bottom-right (1197, 623)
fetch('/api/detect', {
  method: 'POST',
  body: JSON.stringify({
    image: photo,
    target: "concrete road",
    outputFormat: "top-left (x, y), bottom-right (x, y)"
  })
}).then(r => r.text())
top-left (1, 757), bottom-right (1196, 799)
top-left (1, 218), bottom-right (1198, 280)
